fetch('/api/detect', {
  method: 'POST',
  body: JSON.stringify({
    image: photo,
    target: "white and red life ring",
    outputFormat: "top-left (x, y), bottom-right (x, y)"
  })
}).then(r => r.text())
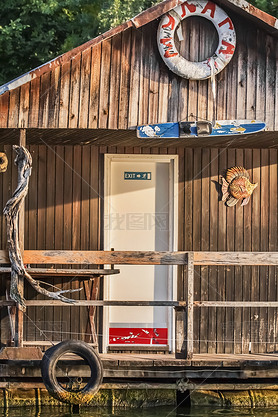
top-left (157, 0), bottom-right (236, 80)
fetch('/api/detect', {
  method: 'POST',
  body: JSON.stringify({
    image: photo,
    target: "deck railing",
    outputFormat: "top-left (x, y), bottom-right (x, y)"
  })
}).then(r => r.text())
top-left (0, 250), bottom-right (278, 357)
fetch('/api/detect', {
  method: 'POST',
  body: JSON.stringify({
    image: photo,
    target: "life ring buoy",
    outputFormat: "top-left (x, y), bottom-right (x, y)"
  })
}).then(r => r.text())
top-left (157, 0), bottom-right (236, 80)
top-left (41, 340), bottom-right (103, 405)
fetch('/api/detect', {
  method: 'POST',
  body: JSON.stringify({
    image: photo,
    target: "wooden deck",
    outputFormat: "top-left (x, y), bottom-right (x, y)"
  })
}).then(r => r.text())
top-left (1, 352), bottom-right (278, 383)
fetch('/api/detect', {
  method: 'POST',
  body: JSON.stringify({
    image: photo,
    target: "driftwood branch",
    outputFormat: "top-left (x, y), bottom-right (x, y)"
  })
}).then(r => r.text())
top-left (3, 145), bottom-right (79, 311)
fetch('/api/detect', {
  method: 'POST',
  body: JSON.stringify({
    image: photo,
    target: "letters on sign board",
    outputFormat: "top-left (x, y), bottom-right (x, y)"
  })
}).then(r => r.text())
top-left (124, 172), bottom-right (152, 180)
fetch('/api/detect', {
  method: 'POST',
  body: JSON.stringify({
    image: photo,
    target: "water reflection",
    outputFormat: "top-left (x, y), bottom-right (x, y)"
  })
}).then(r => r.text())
top-left (2, 407), bottom-right (278, 417)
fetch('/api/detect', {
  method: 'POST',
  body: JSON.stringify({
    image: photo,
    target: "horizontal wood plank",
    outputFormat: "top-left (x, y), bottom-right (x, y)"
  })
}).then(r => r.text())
top-left (195, 301), bottom-right (278, 307)
top-left (0, 267), bottom-right (120, 276)
top-left (0, 250), bottom-right (278, 266)
top-left (194, 252), bottom-right (278, 265)
top-left (0, 300), bottom-right (183, 307)
top-left (22, 250), bottom-right (188, 265)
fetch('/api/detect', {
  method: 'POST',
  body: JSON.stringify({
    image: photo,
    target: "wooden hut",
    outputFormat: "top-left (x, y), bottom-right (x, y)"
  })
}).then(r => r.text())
top-left (0, 0), bottom-right (277, 361)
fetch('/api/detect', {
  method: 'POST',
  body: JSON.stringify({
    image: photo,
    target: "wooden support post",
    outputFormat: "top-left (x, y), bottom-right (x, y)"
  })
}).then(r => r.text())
top-left (186, 252), bottom-right (194, 359)
top-left (14, 129), bottom-right (26, 347)
top-left (174, 306), bottom-right (186, 359)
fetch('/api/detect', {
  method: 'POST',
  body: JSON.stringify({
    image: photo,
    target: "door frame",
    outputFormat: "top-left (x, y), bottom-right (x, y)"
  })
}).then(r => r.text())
top-left (103, 154), bottom-right (179, 352)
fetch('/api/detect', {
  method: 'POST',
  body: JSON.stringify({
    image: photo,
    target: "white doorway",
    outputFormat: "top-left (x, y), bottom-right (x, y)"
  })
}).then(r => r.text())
top-left (104, 155), bottom-right (178, 352)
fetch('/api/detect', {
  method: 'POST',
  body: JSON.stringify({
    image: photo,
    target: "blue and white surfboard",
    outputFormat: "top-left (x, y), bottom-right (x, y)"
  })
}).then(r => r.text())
top-left (137, 120), bottom-right (266, 139)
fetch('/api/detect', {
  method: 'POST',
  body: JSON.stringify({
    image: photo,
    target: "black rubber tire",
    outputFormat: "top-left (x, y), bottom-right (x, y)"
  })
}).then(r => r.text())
top-left (41, 340), bottom-right (103, 405)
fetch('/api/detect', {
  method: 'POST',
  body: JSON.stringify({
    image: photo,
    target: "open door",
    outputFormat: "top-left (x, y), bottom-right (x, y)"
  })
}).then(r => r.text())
top-left (104, 155), bottom-right (178, 352)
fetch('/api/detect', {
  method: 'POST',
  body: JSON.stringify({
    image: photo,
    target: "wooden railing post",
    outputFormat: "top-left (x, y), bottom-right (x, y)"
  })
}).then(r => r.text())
top-left (175, 305), bottom-right (186, 358)
top-left (175, 252), bottom-right (194, 359)
top-left (186, 252), bottom-right (194, 359)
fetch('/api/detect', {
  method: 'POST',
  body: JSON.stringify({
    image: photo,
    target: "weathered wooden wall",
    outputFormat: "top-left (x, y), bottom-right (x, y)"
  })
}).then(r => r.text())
top-left (0, 11), bottom-right (277, 132)
top-left (0, 145), bottom-right (277, 354)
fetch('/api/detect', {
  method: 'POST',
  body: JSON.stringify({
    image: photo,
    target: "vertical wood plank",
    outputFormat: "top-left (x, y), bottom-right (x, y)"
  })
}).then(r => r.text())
top-left (0, 92), bottom-right (9, 128)
top-left (178, 148), bottom-right (185, 305)
top-left (234, 149), bottom-right (244, 354)
top-left (217, 149), bottom-right (227, 353)
top-left (138, 26), bottom-right (151, 125)
top-left (79, 48), bottom-right (92, 129)
top-left (88, 44), bottom-right (101, 129)
top-left (28, 78), bottom-right (40, 128)
top-left (200, 148), bottom-right (209, 353)
top-left (59, 61), bottom-right (71, 128)
top-left (25, 146), bottom-right (38, 341)
top-left (90, 146), bottom-right (100, 251)
top-left (128, 28), bottom-right (142, 127)
top-left (38, 72), bottom-right (51, 128)
top-left (36, 146), bottom-right (47, 341)
top-left (80, 146), bottom-right (91, 340)
top-left (175, 306), bottom-right (186, 358)
top-left (54, 145), bottom-right (64, 341)
top-left (45, 145), bottom-right (55, 341)
top-left (255, 29), bottom-right (266, 124)
top-left (269, 150), bottom-right (277, 352)
top-left (265, 35), bottom-right (275, 130)
top-left (226, 44), bottom-right (238, 121)
top-left (225, 150), bottom-right (235, 354)
top-left (48, 66), bottom-right (61, 129)
top-left (99, 40), bottom-right (112, 129)
top-left (245, 26), bottom-right (257, 121)
top-left (8, 89), bottom-right (20, 128)
top-left (69, 54), bottom-right (82, 128)
top-left (236, 21), bottom-right (247, 120)
top-left (259, 149), bottom-right (269, 353)
top-left (72, 145), bottom-right (82, 339)
top-left (147, 23), bottom-right (159, 125)
top-left (108, 34), bottom-right (122, 129)
top-left (186, 252), bottom-right (194, 359)
top-left (119, 29), bottom-right (131, 128)
top-left (193, 149), bottom-right (201, 353)
top-left (63, 147), bottom-right (73, 340)
top-left (208, 148), bottom-right (218, 354)
top-left (18, 84), bottom-right (30, 128)
top-left (251, 149), bottom-right (260, 353)
top-left (158, 63), bottom-right (170, 123)
top-left (242, 149), bottom-right (252, 353)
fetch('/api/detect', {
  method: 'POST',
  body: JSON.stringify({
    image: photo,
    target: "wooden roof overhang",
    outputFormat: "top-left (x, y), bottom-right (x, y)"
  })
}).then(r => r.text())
top-left (1, 128), bottom-right (278, 149)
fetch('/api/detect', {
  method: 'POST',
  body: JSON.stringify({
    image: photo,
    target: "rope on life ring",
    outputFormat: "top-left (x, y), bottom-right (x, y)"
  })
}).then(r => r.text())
top-left (157, 0), bottom-right (236, 80)
top-left (41, 340), bottom-right (103, 405)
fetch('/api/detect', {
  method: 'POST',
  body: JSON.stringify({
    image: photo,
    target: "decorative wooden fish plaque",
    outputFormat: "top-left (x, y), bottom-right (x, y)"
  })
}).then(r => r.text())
top-left (221, 166), bottom-right (258, 207)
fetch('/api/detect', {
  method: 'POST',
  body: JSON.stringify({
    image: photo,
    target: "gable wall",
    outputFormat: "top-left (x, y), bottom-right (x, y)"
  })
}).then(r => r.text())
top-left (0, 10), bottom-right (277, 131)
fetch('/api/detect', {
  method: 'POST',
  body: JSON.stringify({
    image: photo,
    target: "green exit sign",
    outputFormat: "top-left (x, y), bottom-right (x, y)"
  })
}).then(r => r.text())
top-left (124, 172), bottom-right (152, 180)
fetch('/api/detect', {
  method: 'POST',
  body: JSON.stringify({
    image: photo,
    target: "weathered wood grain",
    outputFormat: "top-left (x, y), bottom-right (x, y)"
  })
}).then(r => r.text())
top-left (193, 252), bottom-right (278, 265)
top-left (196, 302), bottom-right (278, 308)
top-left (22, 250), bottom-right (188, 265)
top-left (78, 48), bottom-right (92, 129)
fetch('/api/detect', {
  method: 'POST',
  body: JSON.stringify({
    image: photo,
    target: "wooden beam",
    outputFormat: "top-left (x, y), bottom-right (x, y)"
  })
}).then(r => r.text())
top-left (14, 129), bottom-right (26, 347)
top-left (195, 301), bottom-right (278, 307)
top-left (21, 250), bottom-right (188, 265)
top-left (21, 250), bottom-right (278, 266)
top-left (174, 306), bottom-right (186, 359)
top-left (0, 300), bottom-right (184, 307)
top-left (0, 267), bottom-right (120, 276)
top-left (0, 250), bottom-right (278, 266)
top-left (193, 252), bottom-right (278, 265)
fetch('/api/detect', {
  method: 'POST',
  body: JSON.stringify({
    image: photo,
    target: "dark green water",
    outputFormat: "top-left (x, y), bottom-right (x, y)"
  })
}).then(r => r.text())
top-left (2, 407), bottom-right (278, 417)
